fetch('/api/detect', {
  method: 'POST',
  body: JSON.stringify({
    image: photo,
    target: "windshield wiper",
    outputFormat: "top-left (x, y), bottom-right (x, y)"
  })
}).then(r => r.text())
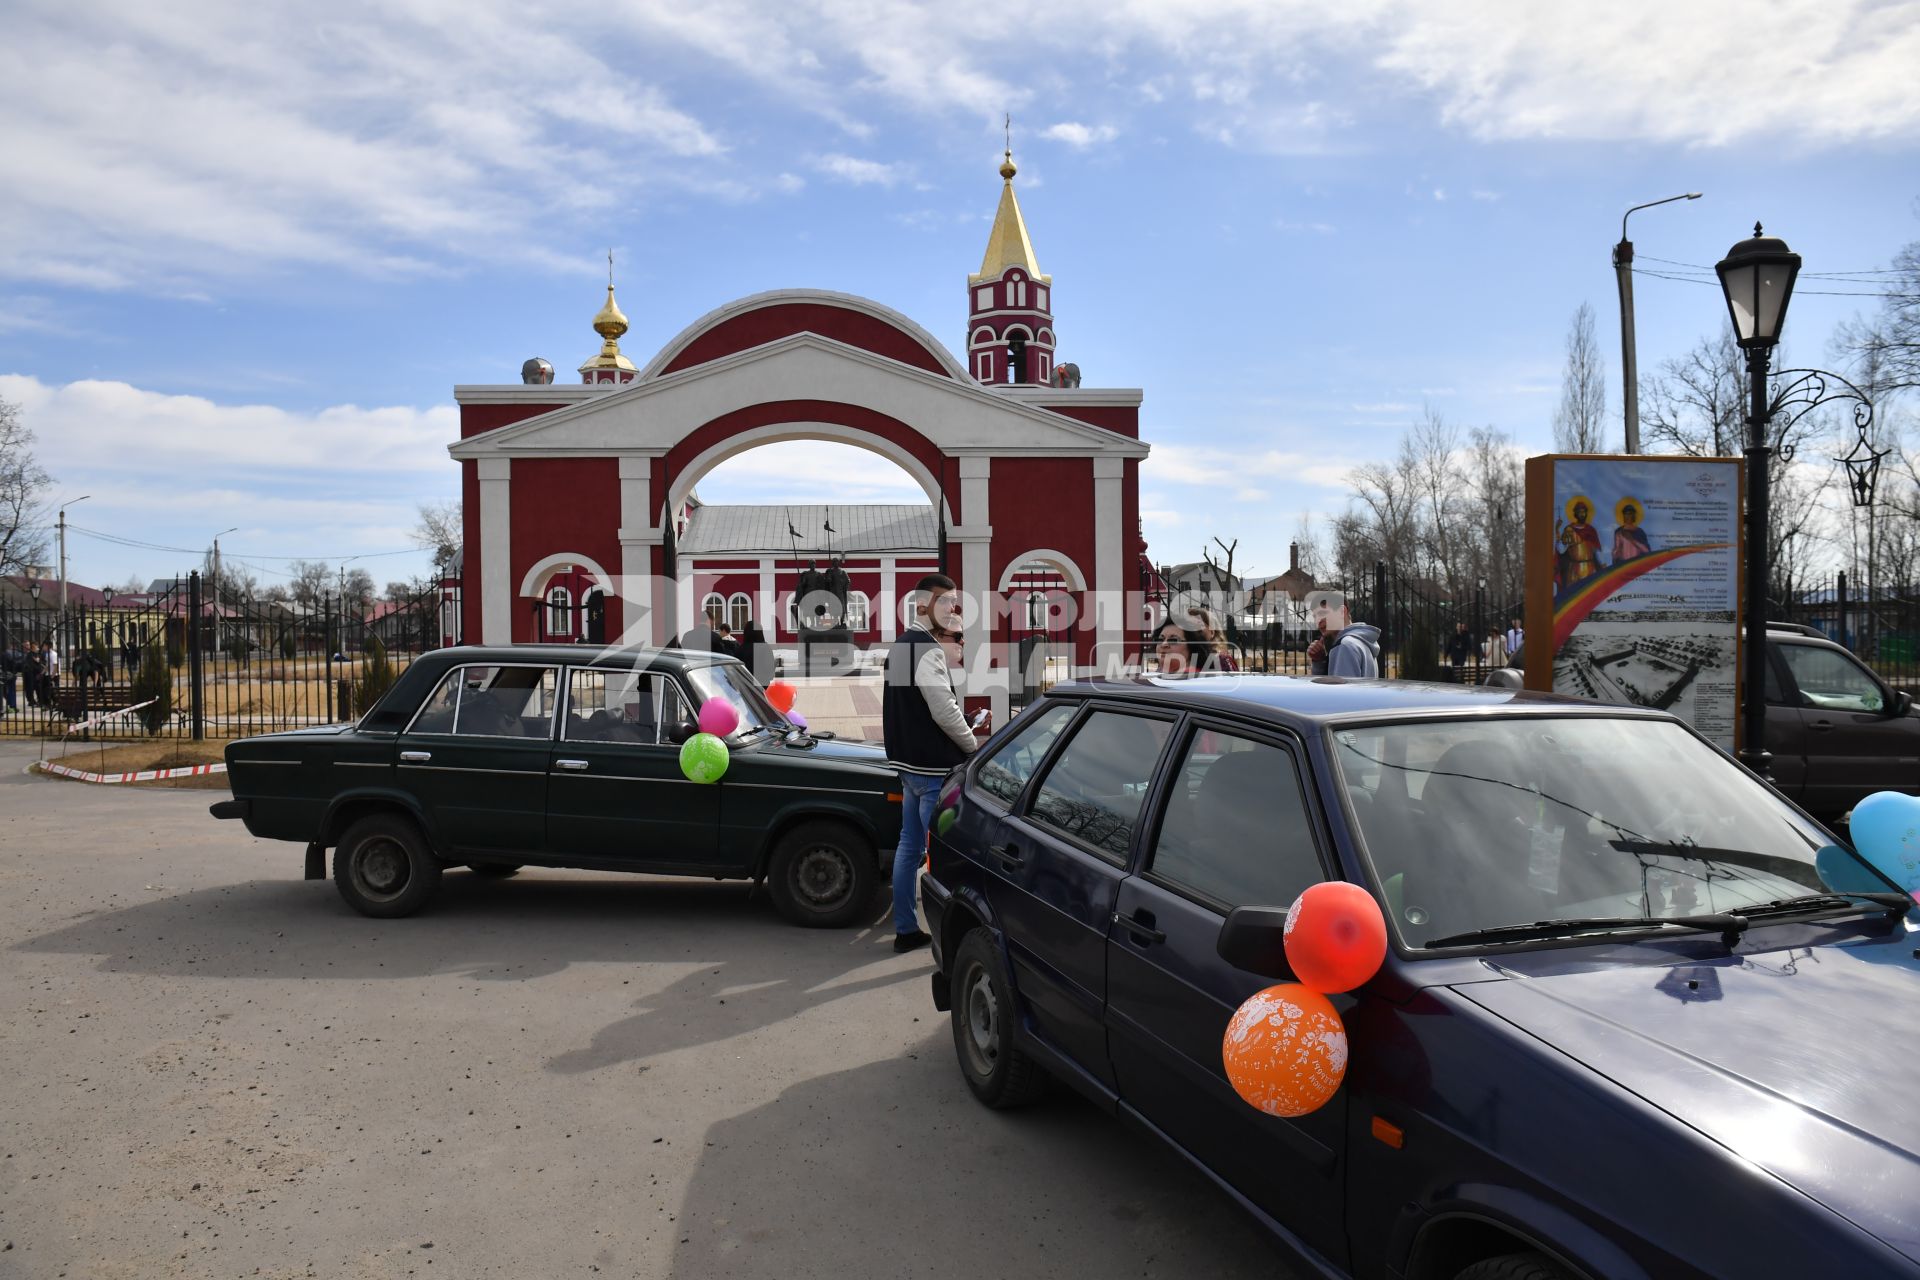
top-left (1733, 892), bottom-right (1911, 919)
top-left (1424, 913), bottom-right (1749, 950)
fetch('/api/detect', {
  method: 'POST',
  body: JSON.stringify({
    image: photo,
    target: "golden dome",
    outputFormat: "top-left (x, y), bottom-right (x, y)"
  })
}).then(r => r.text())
top-left (579, 282), bottom-right (637, 374)
top-left (998, 148), bottom-right (1017, 181)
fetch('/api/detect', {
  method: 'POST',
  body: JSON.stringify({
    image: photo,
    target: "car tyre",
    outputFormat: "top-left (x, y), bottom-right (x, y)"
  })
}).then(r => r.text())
top-left (950, 927), bottom-right (1048, 1109)
top-left (766, 820), bottom-right (876, 928)
top-left (467, 862), bottom-right (522, 878)
top-left (1452, 1253), bottom-right (1577, 1280)
top-left (333, 814), bottom-right (441, 918)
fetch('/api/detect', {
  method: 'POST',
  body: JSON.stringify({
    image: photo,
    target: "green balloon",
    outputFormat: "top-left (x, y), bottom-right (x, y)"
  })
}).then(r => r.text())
top-left (935, 806), bottom-right (958, 836)
top-left (679, 732), bottom-right (730, 784)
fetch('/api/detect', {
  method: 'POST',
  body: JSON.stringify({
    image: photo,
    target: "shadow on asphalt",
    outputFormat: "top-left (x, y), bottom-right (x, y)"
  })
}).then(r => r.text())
top-left (665, 1045), bottom-right (1293, 1280)
top-left (15, 872), bottom-right (923, 1072)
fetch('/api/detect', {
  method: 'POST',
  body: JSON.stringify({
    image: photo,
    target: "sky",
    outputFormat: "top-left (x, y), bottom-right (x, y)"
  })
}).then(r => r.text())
top-left (3, 0), bottom-right (1919, 592)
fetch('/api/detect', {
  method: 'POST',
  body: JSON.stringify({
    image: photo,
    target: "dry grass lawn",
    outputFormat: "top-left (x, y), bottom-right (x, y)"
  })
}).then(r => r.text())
top-left (43, 739), bottom-right (235, 790)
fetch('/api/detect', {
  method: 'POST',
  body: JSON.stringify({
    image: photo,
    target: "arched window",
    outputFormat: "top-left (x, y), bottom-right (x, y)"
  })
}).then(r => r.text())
top-left (1004, 326), bottom-right (1032, 384)
top-left (846, 591), bottom-right (870, 632)
top-left (702, 592), bottom-right (726, 627)
top-left (970, 326), bottom-right (994, 348)
top-left (727, 592), bottom-right (752, 633)
top-left (547, 585), bottom-right (572, 637)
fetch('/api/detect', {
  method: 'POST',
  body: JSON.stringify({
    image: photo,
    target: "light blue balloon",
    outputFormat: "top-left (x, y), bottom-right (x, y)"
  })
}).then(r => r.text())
top-left (1848, 791), bottom-right (1920, 899)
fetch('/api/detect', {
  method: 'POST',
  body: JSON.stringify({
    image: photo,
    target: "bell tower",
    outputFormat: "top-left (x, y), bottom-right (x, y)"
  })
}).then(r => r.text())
top-left (967, 135), bottom-right (1054, 386)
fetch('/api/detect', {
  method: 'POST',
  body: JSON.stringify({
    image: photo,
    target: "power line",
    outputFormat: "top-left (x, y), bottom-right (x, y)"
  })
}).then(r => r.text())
top-left (67, 525), bottom-right (425, 562)
top-left (1631, 269), bottom-right (1911, 298)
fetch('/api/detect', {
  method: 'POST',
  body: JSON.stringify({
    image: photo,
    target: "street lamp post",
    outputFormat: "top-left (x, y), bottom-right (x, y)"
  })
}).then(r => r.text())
top-left (56, 494), bottom-right (91, 660)
top-left (1715, 222), bottom-right (1801, 779)
top-left (1615, 193), bottom-right (1702, 453)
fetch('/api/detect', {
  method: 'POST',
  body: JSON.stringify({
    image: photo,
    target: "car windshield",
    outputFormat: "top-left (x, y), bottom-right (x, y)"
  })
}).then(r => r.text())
top-left (686, 663), bottom-right (786, 736)
top-left (1329, 716), bottom-right (1897, 950)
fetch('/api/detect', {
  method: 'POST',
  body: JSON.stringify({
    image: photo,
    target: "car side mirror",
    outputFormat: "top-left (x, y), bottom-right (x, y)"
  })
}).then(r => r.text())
top-left (1216, 906), bottom-right (1296, 980)
top-left (667, 720), bottom-right (698, 745)
top-left (1894, 691), bottom-right (1913, 718)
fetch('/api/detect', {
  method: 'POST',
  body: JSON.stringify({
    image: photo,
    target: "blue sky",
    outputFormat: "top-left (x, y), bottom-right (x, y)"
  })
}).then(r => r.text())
top-left (4, 0), bottom-right (1918, 591)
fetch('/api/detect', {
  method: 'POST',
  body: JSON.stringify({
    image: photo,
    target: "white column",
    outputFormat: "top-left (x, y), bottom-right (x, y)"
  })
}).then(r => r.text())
top-left (758, 557), bottom-right (775, 636)
top-left (617, 455), bottom-right (658, 645)
top-left (879, 556), bottom-right (898, 642)
top-left (957, 457), bottom-right (1006, 725)
top-left (478, 457), bottom-right (513, 644)
top-left (1094, 456), bottom-right (1125, 677)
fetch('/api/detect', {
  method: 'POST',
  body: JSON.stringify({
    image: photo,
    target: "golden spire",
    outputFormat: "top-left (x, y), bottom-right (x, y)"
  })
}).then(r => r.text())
top-left (971, 123), bottom-right (1049, 285)
top-left (579, 249), bottom-right (637, 374)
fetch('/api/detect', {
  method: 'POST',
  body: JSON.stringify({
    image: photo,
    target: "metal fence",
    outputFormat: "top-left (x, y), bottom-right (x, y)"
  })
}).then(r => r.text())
top-left (1, 572), bottom-right (443, 741)
top-left (1152, 560), bottom-right (1522, 685)
top-left (1775, 572), bottom-right (1920, 692)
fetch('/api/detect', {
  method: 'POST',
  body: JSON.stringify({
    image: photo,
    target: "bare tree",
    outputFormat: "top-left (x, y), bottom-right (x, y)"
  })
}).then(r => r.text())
top-left (1643, 332), bottom-right (1746, 457)
top-left (1553, 302), bottom-right (1609, 453)
top-left (1838, 214), bottom-right (1920, 395)
top-left (288, 560), bottom-right (331, 609)
top-left (0, 398), bottom-right (52, 574)
top-left (412, 499), bottom-right (462, 573)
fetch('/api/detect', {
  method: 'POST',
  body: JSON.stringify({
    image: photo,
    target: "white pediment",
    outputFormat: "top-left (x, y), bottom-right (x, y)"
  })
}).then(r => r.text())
top-left (448, 332), bottom-right (1149, 461)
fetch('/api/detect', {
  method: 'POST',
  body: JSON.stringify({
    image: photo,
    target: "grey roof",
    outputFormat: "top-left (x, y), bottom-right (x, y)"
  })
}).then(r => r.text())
top-left (678, 505), bottom-right (936, 556)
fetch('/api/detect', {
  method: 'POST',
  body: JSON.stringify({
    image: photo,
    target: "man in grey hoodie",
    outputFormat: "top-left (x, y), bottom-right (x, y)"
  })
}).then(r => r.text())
top-left (1307, 593), bottom-right (1381, 678)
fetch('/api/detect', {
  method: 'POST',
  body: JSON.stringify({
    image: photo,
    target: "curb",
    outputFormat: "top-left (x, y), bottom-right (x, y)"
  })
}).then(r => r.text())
top-left (33, 760), bottom-right (229, 785)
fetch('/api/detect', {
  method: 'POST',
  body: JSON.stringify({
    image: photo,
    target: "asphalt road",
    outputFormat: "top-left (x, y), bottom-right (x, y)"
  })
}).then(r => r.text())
top-left (0, 743), bottom-right (1294, 1279)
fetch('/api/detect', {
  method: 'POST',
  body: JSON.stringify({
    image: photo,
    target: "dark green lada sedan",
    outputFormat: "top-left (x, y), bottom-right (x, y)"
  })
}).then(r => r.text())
top-left (211, 645), bottom-right (904, 927)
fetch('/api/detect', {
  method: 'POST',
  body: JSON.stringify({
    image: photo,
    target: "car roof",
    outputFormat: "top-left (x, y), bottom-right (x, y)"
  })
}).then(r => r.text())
top-left (421, 644), bottom-right (734, 672)
top-left (1046, 674), bottom-right (1672, 731)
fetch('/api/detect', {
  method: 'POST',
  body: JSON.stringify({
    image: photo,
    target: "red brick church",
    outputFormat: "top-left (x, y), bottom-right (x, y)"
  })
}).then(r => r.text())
top-left (443, 148), bottom-right (1153, 721)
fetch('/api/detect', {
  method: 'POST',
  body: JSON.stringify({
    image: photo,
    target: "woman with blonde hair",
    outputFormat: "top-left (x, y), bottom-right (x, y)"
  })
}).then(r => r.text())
top-left (1190, 606), bottom-right (1239, 673)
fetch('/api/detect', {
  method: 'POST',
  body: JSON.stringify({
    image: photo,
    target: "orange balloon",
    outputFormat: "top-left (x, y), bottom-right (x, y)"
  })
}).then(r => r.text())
top-left (767, 681), bottom-right (797, 713)
top-left (1221, 984), bottom-right (1347, 1117)
top-left (1283, 881), bottom-right (1388, 994)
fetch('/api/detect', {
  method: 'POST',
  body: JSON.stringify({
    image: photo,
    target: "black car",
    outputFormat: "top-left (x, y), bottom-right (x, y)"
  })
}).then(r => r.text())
top-left (212, 645), bottom-right (903, 926)
top-left (922, 674), bottom-right (1920, 1280)
top-left (1486, 623), bottom-right (1919, 819)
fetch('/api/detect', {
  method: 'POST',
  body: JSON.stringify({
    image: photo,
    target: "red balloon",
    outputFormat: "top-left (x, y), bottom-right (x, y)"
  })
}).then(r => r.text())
top-left (766, 681), bottom-right (797, 713)
top-left (1283, 881), bottom-right (1388, 995)
top-left (1221, 983), bottom-right (1347, 1117)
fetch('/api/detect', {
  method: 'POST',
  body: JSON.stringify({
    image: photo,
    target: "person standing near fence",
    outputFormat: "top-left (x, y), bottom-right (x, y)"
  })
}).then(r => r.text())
top-left (1307, 593), bottom-right (1381, 678)
top-left (0, 648), bottom-right (17, 714)
top-left (1505, 619), bottom-right (1524, 659)
top-left (39, 640), bottom-right (59, 707)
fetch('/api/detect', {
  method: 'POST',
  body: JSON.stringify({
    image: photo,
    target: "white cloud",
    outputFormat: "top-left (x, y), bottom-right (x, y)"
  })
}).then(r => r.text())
top-left (694, 440), bottom-right (928, 506)
top-left (810, 153), bottom-right (911, 186)
top-left (1433, 187), bottom-right (1448, 201)
top-left (1146, 444), bottom-right (1354, 492)
top-left (1471, 189), bottom-right (1502, 202)
top-left (0, 374), bottom-right (453, 582)
top-left (1350, 402), bottom-right (1414, 413)
top-left (1276, 218), bottom-right (1336, 235)
top-left (774, 172), bottom-right (807, 193)
top-left (1042, 122), bottom-right (1119, 148)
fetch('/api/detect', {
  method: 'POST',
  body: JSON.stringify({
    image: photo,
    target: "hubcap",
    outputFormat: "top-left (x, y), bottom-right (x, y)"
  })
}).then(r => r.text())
top-left (962, 964), bottom-right (1000, 1079)
top-left (792, 845), bottom-right (853, 909)
top-left (355, 837), bottom-right (410, 899)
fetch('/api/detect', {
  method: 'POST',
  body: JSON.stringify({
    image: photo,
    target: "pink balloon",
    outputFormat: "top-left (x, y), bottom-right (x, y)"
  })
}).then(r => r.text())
top-left (697, 698), bottom-right (740, 738)
top-left (787, 710), bottom-right (809, 729)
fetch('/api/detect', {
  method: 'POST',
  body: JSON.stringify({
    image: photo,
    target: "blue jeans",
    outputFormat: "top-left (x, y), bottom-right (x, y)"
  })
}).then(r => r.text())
top-left (892, 772), bottom-right (943, 935)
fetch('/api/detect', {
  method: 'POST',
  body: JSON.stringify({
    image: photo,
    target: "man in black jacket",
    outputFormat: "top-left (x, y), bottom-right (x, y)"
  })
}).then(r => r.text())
top-left (881, 574), bottom-right (977, 952)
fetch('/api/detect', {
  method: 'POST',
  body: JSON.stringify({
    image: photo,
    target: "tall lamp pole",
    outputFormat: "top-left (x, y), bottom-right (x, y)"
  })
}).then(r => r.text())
top-left (1615, 193), bottom-right (1702, 453)
top-left (1715, 222), bottom-right (1801, 778)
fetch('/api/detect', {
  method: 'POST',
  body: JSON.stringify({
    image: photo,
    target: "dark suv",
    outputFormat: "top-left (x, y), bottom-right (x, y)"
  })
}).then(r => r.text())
top-left (1488, 624), bottom-right (1917, 819)
top-left (922, 675), bottom-right (1920, 1280)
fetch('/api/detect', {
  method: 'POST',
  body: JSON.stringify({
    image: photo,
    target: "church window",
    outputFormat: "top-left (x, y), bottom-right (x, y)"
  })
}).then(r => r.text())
top-left (975, 287), bottom-right (992, 310)
top-left (846, 592), bottom-right (870, 631)
top-left (727, 593), bottom-right (752, 633)
top-left (546, 585), bottom-right (573, 637)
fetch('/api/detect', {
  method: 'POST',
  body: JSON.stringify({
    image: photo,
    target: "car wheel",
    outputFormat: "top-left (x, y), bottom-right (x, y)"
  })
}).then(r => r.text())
top-left (333, 814), bottom-right (441, 918)
top-left (949, 927), bottom-right (1048, 1109)
top-left (467, 862), bottom-right (522, 878)
top-left (1453, 1253), bottom-right (1577, 1280)
top-left (766, 820), bottom-right (877, 928)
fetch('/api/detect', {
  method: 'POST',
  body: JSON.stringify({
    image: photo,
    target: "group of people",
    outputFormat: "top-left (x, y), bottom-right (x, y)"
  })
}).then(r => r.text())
top-left (1445, 619), bottom-right (1526, 676)
top-left (1153, 595), bottom-right (1382, 680)
top-left (673, 614), bottom-right (775, 682)
top-left (0, 640), bottom-right (61, 715)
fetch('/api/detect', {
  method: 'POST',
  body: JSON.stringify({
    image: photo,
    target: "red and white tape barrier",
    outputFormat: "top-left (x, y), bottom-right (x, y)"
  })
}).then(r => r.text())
top-left (35, 760), bottom-right (228, 785)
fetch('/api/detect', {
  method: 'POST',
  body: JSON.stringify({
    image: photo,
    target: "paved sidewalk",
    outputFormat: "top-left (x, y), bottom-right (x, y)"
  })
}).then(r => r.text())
top-left (0, 768), bottom-right (1292, 1279)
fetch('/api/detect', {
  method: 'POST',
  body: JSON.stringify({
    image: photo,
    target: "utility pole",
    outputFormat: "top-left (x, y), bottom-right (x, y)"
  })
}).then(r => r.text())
top-left (1615, 193), bottom-right (1702, 453)
top-left (56, 494), bottom-right (91, 659)
top-left (211, 527), bottom-right (237, 651)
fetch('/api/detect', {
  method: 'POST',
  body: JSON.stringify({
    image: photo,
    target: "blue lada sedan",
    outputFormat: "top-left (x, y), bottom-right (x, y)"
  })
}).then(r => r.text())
top-left (920, 675), bottom-right (1920, 1280)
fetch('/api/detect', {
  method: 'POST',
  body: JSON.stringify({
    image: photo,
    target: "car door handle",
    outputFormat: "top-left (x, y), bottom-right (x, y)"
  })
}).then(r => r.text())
top-left (1116, 910), bottom-right (1165, 945)
top-left (988, 843), bottom-right (1024, 869)
top-left (400, 751), bottom-right (431, 763)
top-left (1808, 720), bottom-right (1833, 733)
top-left (554, 759), bottom-right (589, 771)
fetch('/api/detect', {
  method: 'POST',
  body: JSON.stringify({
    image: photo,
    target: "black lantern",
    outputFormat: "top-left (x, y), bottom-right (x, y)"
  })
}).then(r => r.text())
top-left (27, 579), bottom-right (40, 600)
top-left (1714, 223), bottom-right (1801, 350)
top-left (103, 587), bottom-right (114, 605)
